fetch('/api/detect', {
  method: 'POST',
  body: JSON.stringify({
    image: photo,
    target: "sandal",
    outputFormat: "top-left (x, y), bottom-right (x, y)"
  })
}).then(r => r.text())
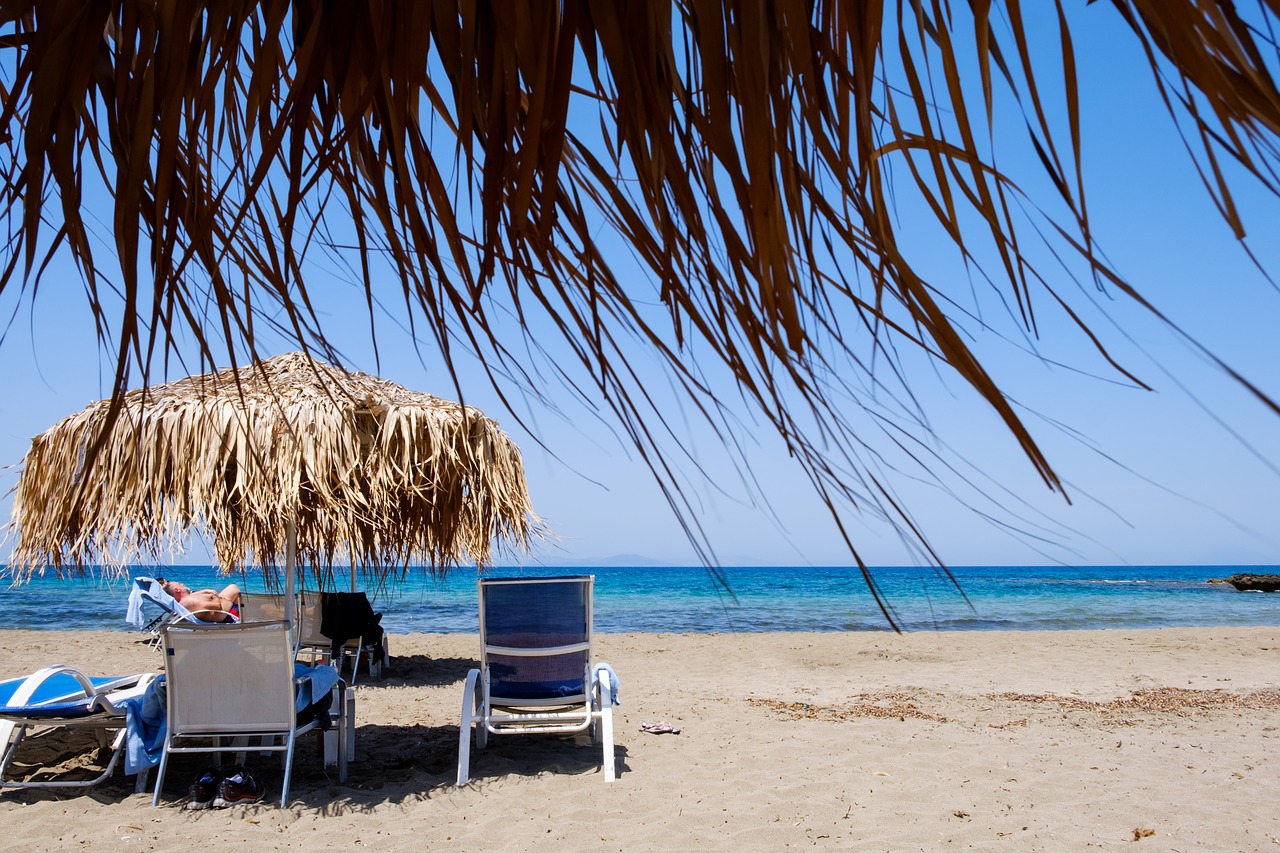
top-left (640, 721), bottom-right (681, 734)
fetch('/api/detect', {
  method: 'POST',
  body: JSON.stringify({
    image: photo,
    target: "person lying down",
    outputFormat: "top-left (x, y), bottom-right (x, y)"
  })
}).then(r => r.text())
top-left (157, 578), bottom-right (241, 622)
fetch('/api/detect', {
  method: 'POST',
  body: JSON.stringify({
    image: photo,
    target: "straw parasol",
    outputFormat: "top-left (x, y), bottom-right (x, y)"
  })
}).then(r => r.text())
top-left (5, 352), bottom-right (540, 604)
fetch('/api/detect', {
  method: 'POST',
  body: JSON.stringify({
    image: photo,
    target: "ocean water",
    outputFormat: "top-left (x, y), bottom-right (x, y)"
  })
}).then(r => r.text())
top-left (2, 564), bottom-right (1279, 634)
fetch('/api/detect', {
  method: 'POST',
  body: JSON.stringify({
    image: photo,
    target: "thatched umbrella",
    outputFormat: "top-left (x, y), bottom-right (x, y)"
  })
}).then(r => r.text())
top-left (5, 352), bottom-right (540, 611)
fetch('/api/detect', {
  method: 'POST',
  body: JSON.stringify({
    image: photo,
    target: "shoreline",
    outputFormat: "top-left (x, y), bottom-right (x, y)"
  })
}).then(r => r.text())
top-left (2, 627), bottom-right (1278, 850)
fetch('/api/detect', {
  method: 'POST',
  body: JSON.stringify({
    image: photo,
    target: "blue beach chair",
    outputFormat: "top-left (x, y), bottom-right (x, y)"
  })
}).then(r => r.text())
top-left (127, 577), bottom-right (240, 647)
top-left (457, 576), bottom-right (618, 784)
top-left (0, 666), bottom-right (156, 790)
top-left (126, 577), bottom-right (194, 645)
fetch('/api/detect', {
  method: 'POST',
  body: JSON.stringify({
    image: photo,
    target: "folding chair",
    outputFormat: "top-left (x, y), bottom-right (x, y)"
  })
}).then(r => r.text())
top-left (298, 591), bottom-right (388, 683)
top-left (151, 620), bottom-right (346, 807)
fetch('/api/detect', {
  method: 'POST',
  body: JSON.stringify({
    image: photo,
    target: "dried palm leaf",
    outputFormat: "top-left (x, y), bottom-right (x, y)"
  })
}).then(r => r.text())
top-left (0, 3), bottom-right (1277, 598)
top-left (6, 352), bottom-right (539, 583)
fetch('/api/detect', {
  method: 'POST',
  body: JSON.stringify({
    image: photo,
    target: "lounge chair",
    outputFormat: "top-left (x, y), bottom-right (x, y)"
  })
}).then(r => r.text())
top-left (457, 576), bottom-right (617, 784)
top-left (238, 591), bottom-right (299, 652)
top-left (150, 620), bottom-right (347, 807)
top-left (0, 666), bottom-right (156, 790)
top-left (238, 591), bottom-right (294, 624)
top-left (126, 577), bottom-right (194, 645)
top-left (127, 577), bottom-right (239, 647)
top-left (298, 591), bottom-right (389, 683)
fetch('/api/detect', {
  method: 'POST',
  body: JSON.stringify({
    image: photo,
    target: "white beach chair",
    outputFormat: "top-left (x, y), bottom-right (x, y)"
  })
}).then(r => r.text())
top-left (151, 620), bottom-right (347, 807)
top-left (237, 591), bottom-right (294, 624)
top-left (238, 591), bottom-right (301, 651)
top-left (0, 666), bottom-right (156, 790)
top-left (457, 576), bottom-right (617, 784)
top-left (298, 591), bottom-right (388, 684)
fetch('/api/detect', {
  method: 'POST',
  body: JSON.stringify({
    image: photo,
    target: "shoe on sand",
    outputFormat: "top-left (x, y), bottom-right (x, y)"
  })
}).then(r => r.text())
top-left (213, 765), bottom-right (265, 807)
top-left (185, 765), bottom-right (222, 810)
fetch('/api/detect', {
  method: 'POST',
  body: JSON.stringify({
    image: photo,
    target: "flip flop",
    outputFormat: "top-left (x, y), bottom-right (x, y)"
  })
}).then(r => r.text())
top-left (640, 721), bottom-right (681, 734)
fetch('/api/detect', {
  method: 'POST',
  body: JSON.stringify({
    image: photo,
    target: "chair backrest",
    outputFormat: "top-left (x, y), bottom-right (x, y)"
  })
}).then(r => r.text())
top-left (239, 592), bottom-right (295, 624)
top-left (479, 576), bottom-right (593, 704)
top-left (297, 594), bottom-right (327, 650)
top-left (298, 592), bottom-right (379, 649)
top-left (161, 620), bottom-right (297, 735)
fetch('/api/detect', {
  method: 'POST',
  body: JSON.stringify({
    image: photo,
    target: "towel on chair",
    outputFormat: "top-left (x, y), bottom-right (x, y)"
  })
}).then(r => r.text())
top-left (120, 676), bottom-right (167, 775)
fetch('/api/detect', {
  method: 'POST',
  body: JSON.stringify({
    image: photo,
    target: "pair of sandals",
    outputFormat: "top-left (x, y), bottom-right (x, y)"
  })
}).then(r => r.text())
top-left (639, 721), bottom-right (681, 735)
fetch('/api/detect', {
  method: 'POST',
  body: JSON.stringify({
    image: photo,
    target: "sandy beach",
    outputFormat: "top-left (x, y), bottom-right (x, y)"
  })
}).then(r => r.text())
top-left (1, 627), bottom-right (1278, 851)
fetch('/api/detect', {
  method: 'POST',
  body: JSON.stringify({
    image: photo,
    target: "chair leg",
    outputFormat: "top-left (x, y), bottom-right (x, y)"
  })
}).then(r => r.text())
top-left (151, 747), bottom-right (171, 806)
top-left (280, 734), bottom-right (296, 807)
top-left (457, 669), bottom-right (483, 785)
top-left (337, 695), bottom-right (348, 784)
top-left (597, 678), bottom-right (616, 783)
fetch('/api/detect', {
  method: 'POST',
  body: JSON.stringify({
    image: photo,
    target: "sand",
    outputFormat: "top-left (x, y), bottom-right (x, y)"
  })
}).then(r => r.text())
top-left (0, 627), bottom-right (1278, 851)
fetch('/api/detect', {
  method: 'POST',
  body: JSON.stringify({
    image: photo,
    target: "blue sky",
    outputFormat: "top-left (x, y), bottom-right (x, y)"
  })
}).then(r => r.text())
top-left (1, 7), bottom-right (1278, 570)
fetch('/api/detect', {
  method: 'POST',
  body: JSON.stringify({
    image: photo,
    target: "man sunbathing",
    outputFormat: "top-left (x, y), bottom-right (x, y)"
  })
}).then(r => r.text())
top-left (157, 578), bottom-right (241, 622)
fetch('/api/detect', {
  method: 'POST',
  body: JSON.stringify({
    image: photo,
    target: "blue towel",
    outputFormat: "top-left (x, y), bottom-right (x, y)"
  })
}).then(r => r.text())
top-left (119, 676), bottom-right (167, 775)
top-left (125, 579), bottom-right (155, 629)
top-left (594, 663), bottom-right (621, 706)
top-left (294, 663), bottom-right (340, 713)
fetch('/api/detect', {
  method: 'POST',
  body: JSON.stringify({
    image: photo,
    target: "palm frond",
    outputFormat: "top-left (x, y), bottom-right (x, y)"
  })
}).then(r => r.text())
top-left (1, 1), bottom-right (1277, 571)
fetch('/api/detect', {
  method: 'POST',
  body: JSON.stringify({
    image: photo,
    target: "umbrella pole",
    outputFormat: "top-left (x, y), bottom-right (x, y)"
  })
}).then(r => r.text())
top-left (285, 513), bottom-right (297, 637)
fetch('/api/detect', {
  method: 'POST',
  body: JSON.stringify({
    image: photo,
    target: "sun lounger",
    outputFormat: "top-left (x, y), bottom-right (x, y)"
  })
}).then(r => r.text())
top-left (458, 576), bottom-right (618, 784)
top-left (0, 666), bottom-right (156, 790)
top-left (126, 577), bottom-right (194, 646)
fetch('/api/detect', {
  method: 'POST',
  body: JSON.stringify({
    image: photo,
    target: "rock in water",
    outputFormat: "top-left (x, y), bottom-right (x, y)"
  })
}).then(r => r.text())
top-left (1223, 573), bottom-right (1280, 592)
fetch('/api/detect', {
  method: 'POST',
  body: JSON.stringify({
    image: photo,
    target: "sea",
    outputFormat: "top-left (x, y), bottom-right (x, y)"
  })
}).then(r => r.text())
top-left (2, 563), bottom-right (1279, 634)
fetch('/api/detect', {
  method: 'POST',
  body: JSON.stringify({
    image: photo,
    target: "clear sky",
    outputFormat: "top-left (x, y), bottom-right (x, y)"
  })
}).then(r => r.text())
top-left (1, 7), bottom-right (1278, 570)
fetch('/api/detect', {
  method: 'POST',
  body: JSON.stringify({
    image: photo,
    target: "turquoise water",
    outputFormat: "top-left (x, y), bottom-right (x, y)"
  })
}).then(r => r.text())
top-left (3, 564), bottom-right (1279, 633)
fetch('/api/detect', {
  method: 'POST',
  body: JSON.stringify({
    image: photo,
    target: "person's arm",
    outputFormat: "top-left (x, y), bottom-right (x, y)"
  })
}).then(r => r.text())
top-left (218, 583), bottom-right (241, 605)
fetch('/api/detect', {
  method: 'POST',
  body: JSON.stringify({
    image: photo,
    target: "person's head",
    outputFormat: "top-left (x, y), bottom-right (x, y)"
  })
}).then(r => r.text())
top-left (158, 578), bottom-right (190, 601)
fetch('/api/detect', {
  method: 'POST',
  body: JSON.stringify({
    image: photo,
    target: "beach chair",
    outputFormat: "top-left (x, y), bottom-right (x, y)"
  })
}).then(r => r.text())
top-left (238, 591), bottom-right (300, 650)
top-left (238, 592), bottom-right (295, 624)
top-left (0, 666), bottom-right (156, 790)
top-left (457, 576), bottom-right (617, 784)
top-left (298, 591), bottom-right (388, 683)
top-left (126, 577), bottom-right (194, 645)
top-left (151, 620), bottom-right (347, 807)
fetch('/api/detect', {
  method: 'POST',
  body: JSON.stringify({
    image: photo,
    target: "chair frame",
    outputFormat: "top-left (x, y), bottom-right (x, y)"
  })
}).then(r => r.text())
top-left (0, 666), bottom-right (155, 790)
top-left (151, 620), bottom-right (346, 807)
top-left (457, 576), bottom-right (616, 784)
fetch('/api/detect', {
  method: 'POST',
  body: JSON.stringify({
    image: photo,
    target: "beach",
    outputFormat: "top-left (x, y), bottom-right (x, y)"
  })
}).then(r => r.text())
top-left (1, 627), bottom-right (1278, 850)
